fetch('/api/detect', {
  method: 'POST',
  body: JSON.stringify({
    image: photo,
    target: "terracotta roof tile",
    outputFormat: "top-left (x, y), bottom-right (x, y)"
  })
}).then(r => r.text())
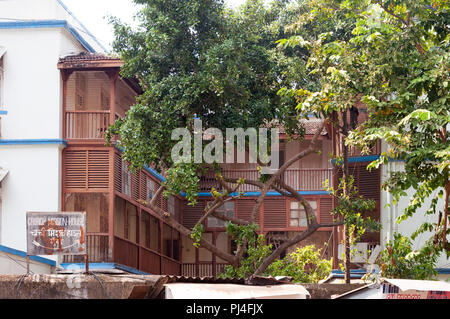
top-left (59, 51), bottom-right (120, 63)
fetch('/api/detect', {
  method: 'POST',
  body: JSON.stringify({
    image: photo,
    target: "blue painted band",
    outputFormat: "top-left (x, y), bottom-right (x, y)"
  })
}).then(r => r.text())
top-left (115, 263), bottom-right (151, 275)
top-left (115, 145), bottom-right (166, 183)
top-left (0, 20), bottom-right (95, 52)
top-left (60, 262), bottom-right (151, 275)
top-left (332, 155), bottom-right (381, 165)
top-left (144, 165), bottom-right (166, 183)
top-left (0, 110), bottom-right (7, 115)
top-left (61, 262), bottom-right (116, 270)
top-left (0, 139), bottom-right (68, 146)
top-left (436, 268), bottom-right (450, 274)
top-left (182, 190), bottom-right (329, 198)
top-left (0, 245), bottom-right (56, 266)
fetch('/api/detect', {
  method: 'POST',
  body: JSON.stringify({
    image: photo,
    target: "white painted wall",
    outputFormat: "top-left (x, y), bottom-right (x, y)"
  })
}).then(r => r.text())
top-left (0, 250), bottom-right (55, 274)
top-left (381, 159), bottom-right (449, 268)
top-left (0, 145), bottom-right (63, 252)
top-left (0, 0), bottom-right (105, 53)
top-left (0, 0), bottom-right (101, 265)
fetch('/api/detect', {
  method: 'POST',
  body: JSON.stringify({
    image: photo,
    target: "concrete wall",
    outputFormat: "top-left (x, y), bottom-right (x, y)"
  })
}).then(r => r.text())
top-left (0, 250), bottom-right (55, 275)
top-left (0, 274), bottom-right (160, 299)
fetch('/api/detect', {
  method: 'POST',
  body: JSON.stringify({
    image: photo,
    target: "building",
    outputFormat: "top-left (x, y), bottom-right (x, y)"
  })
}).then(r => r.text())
top-left (4, 0), bottom-right (443, 279)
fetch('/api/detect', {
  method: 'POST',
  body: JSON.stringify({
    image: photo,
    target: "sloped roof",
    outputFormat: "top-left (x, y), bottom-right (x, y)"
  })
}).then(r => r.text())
top-left (59, 52), bottom-right (119, 63)
top-left (58, 52), bottom-right (123, 70)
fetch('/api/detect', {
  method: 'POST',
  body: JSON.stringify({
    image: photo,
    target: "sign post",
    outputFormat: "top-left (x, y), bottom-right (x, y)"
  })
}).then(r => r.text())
top-left (26, 212), bottom-right (88, 273)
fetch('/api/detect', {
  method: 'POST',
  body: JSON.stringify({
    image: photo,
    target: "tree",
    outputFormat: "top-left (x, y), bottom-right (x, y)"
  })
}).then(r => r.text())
top-left (333, 0), bottom-right (449, 257)
top-left (379, 233), bottom-right (438, 280)
top-left (107, 0), bottom-right (345, 277)
top-left (276, 0), bottom-right (383, 283)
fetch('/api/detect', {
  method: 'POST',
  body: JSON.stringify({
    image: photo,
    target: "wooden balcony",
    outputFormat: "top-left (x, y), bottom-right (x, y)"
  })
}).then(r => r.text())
top-left (65, 110), bottom-right (110, 140)
top-left (200, 168), bottom-right (333, 192)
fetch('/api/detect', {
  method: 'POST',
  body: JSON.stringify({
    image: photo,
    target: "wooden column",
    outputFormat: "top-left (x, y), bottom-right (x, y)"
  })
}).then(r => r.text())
top-left (331, 112), bottom-right (339, 269)
top-left (60, 70), bottom-right (73, 213)
top-left (107, 69), bottom-right (119, 262)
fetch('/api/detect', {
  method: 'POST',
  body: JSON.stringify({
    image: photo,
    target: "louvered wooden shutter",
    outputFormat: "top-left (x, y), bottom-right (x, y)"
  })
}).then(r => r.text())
top-left (114, 152), bottom-right (122, 192)
top-left (319, 197), bottom-right (334, 224)
top-left (140, 173), bottom-right (147, 202)
top-left (87, 150), bottom-right (109, 189)
top-left (263, 199), bottom-right (286, 228)
top-left (182, 201), bottom-right (205, 229)
top-left (65, 150), bottom-right (87, 188)
top-left (65, 150), bottom-right (109, 189)
top-left (132, 171), bottom-right (140, 202)
top-left (236, 199), bottom-right (259, 223)
top-left (358, 166), bottom-right (380, 201)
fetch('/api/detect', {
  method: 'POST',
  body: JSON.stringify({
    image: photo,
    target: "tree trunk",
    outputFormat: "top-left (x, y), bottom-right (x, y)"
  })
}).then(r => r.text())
top-left (342, 109), bottom-right (351, 284)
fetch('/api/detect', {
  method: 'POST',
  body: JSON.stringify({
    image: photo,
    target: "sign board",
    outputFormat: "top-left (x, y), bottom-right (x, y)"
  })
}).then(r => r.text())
top-left (26, 212), bottom-right (86, 256)
top-left (382, 279), bottom-right (450, 299)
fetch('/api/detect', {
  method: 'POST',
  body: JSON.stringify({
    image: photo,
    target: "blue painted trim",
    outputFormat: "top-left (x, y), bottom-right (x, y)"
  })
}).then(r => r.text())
top-left (0, 20), bottom-right (95, 52)
top-left (144, 165), bottom-right (166, 183)
top-left (57, 0), bottom-right (108, 52)
top-left (330, 269), bottom-right (376, 279)
top-left (0, 20), bottom-right (67, 29)
top-left (182, 190), bottom-right (329, 198)
top-left (60, 262), bottom-right (150, 275)
top-left (436, 268), bottom-right (450, 274)
top-left (0, 110), bottom-right (7, 115)
top-left (65, 24), bottom-right (96, 53)
top-left (115, 146), bottom-right (166, 183)
top-left (347, 155), bottom-right (380, 163)
top-left (0, 245), bottom-right (56, 266)
top-left (332, 155), bottom-right (380, 165)
top-left (115, 263), bottom-right (151, 275)
top-left (61, 262), bottom-right (116, 270)
top-left (331, 155), bottom-right (405, 166)
top-left (0, 139), bottom-right (68, 146)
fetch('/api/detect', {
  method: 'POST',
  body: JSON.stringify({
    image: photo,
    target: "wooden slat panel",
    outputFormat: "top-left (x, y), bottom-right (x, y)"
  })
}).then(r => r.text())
top-left (236, 199), bottom-right (259, 223)
top-left (358, 166), bottom-right (380, 201)
top-left (65, 150), bottom-right (87, 189)
top-left (161, 257), bottom-right (181, 275)
top-left (140, 173), bottom-right (147, 202)
top-left (319, 197), bottom-right (334, 224)
top-left (87, 150), bottom-right (109, 189)
top-left (182, 201), bottom-right (205, 229)
top-left (139, 247), bottom-right (161, 274)
top-left (114, 237), bottom-right (139, 269)
top-left (263, 199), bottom-right (286, 228)
top-left (132, 170), bottom-right (140, 202)
top-left (114, 152), bottom-right (122, 193)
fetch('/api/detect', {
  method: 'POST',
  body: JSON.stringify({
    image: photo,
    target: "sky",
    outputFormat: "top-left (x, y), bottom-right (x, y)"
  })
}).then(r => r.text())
top-left (63, 0), bottom-right (247, 52)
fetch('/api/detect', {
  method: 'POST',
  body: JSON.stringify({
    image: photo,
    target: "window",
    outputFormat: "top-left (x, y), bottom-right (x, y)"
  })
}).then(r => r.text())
top-left (207, 201), bottom-right (234, 228)
top-left (290, 200), bottom-right (317, 227)
top-left (168, 195), bottom-right (176, 216)
top-left (100, 88), bottom-right (110, 110)
top-left (75, 73), bottom-right (86, 110)
top-left (121, 161), bottom-right (131, 196)
top-left (146, 178), bottom-right (156, 202)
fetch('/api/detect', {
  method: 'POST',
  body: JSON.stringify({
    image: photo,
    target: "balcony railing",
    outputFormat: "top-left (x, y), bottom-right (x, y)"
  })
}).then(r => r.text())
top-left (62, 234), bottom-right (110, 263)
top-left (200, 168), bottom-right (333, 192)
top-left (65, 110), bottom-right (110, 139)
top-left (181, 263), bottom-right (228, 278)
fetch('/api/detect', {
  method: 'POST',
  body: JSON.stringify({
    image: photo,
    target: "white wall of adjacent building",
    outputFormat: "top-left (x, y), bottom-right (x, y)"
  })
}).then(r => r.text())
top-left (0, 0), bottom-right (103, 265)
top-left (380, 160), bottom-right (449, 268)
